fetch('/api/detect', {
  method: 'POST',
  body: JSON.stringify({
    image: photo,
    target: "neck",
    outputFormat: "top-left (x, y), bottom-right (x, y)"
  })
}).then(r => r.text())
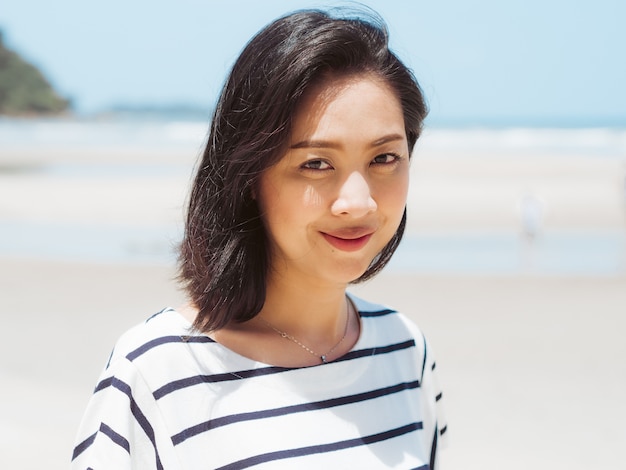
top-left (259, 271), bottom-right (349, 341)
top-left (204, 268), bottom-right (360, 367)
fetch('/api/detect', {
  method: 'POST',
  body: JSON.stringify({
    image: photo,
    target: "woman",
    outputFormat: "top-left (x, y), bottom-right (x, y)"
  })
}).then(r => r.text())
top-left (72, 9), bottom-right (447, 469)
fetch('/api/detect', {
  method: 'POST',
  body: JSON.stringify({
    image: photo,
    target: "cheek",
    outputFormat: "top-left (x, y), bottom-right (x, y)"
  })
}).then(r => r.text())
top-left (259, 182), bottom-right (325, 232)
top-left (379, 176), bottom-right (409, 215)
top-left (303, 185), bottom-right (325, 208)
top-left (268, 183), bottom-right (325, 215)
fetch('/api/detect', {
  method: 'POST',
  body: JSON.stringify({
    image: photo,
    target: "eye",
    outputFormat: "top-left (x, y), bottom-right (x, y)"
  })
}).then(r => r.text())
top-left (371, 153), bottom-right (401, 165)
top-left (301, 159), bottom-right (333, 171)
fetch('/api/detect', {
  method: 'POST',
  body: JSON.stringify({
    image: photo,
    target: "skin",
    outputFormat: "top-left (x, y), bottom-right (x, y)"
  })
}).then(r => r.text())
top-left (183, 73), bottom-right (410, 367)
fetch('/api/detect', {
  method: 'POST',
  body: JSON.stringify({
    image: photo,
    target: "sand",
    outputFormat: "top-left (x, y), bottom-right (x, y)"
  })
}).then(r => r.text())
top-left (1, 134), bottom-right (625, 469)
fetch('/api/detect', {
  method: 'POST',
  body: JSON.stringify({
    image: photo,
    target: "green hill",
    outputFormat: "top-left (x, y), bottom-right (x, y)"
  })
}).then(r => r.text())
top-left (0, 31), bottom-right (70, 116)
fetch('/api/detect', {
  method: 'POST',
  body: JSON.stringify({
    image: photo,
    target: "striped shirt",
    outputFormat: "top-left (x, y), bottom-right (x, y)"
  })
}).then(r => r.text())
top-left (72, 295), bottom-right (447, 469)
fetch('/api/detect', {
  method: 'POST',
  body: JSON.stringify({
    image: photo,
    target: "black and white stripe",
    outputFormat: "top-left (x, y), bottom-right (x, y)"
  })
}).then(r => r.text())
top-left (72, 298), bottom-right (447, 469)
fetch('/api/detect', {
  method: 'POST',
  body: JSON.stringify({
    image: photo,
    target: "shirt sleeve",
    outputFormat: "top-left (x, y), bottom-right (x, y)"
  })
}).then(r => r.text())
top-left (71, 354), bottom-right (180, 470)
top-left (420, 335), bottom-right (448, 470)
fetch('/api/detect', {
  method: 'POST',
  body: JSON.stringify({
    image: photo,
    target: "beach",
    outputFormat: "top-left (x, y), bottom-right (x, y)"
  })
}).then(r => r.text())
top-left (1, 120), bottom-right (625, 469)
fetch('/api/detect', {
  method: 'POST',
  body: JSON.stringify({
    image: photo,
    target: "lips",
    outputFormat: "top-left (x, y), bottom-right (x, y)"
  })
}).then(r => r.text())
top-left (321, 227), bottom-right (375, 252)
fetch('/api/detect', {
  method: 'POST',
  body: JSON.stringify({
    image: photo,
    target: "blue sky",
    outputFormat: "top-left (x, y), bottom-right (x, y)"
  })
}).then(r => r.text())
top-left (2, 0), bottom-right (625, 125)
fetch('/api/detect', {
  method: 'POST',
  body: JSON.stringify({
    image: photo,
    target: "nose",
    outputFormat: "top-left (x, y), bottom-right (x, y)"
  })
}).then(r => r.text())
top-left (331, 171), bottom-right (377, 217)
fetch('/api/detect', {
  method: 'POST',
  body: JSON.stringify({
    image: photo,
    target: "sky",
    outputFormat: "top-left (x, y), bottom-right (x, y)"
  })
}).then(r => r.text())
top-left (1, 0), bottom-right (625, 125)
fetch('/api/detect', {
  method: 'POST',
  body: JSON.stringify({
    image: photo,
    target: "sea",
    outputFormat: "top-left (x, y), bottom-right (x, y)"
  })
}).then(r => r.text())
top-left (1, 116), bottom-right (625, 276)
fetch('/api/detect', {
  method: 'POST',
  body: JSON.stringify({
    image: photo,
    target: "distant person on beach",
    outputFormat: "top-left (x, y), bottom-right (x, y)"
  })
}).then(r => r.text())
top-left (519, 192), bottom-right (544, 242)
top-left (72, 9), bottom-right (447, 469)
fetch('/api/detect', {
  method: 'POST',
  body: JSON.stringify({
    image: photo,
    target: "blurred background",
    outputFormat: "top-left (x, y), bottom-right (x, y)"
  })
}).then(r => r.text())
top-left (1, 1), bottom-right (625, 469)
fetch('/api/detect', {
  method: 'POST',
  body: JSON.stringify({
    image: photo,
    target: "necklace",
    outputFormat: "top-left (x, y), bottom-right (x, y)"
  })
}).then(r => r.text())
top-left (259, 300), bottom-right (351, 364)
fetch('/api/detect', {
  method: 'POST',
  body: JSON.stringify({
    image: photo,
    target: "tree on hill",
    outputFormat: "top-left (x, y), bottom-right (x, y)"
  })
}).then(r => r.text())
top-left (0, 30), bottom-right (70, 115)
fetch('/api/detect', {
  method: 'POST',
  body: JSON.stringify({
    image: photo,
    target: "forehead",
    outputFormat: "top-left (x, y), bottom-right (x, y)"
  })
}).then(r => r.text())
top-left (290, 74), bottom-right (405, 144)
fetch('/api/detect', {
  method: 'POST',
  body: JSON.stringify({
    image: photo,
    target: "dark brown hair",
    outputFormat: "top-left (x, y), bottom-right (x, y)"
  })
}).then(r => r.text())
top-left (179, 9), bottom-right (428, 332)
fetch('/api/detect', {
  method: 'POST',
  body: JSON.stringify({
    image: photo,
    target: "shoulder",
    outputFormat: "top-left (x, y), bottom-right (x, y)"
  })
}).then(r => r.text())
top-left (350, 294), bottom-right (426, 345)
top-left (72, 308), bottom-right (190, 469)
top-left (105, 308), bottom-right (214, 373)
top-left (349, 294), bottom-right (449, 451)
top-left (348, 293), bottom-right (435, 378)
top-left (91, 307), bottom-right (219, 411)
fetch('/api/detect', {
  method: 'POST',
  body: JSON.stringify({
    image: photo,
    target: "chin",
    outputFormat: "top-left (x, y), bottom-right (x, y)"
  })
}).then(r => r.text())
top-left (330, 257), bottom-right (376, 285)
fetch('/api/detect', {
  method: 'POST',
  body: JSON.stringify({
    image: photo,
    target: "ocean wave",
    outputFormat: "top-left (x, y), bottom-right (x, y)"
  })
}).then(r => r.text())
top-left (420, 127), bottom-right (626, 156)
top-left (1, 118), bottom-right (625, 157)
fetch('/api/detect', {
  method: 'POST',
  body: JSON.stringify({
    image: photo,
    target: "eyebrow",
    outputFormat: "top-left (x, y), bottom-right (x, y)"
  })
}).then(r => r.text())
top-left (290, 133), bottom-right (406, 150)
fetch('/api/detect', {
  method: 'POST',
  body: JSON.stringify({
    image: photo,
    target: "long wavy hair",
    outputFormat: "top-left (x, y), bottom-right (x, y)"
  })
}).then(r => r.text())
top-left (179, 9), bottom-right (428, 332)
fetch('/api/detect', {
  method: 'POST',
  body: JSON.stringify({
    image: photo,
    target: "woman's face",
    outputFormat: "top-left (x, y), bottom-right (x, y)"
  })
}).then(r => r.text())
top-left (257, 74), bottom-right (410, 287)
